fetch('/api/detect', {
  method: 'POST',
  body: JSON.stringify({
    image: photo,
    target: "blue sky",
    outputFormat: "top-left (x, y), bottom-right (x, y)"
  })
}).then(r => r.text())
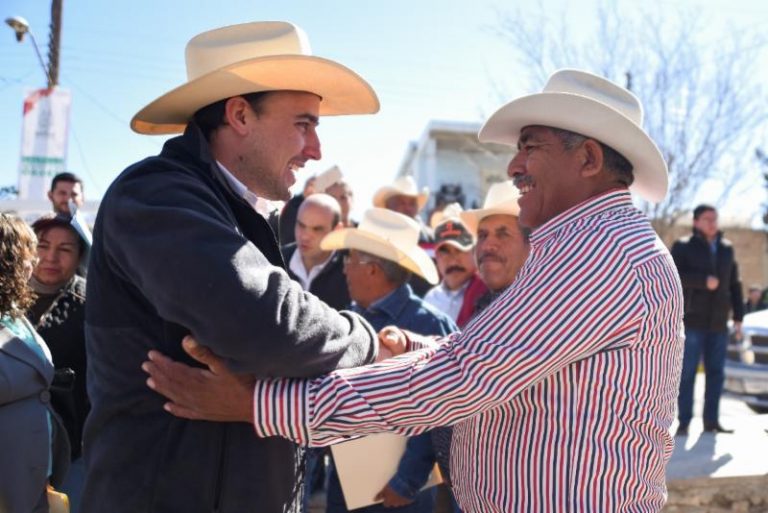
top-left (1, 0), bottom-right (766, 220)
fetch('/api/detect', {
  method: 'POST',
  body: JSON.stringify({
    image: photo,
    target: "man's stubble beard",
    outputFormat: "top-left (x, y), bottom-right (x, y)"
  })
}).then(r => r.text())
top-left (236, 154), bottom-right (291, 202)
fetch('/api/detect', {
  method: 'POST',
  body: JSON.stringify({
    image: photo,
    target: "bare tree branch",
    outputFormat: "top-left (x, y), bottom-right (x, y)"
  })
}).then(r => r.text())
top-left (490, 3), bottom-right (768, 237)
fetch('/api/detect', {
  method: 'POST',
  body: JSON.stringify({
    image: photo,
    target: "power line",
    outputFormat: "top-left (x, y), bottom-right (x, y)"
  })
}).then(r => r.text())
top-left (61, 72), bottom-right (131, 127)
top-left (69, 121), bottom-right (103, 196)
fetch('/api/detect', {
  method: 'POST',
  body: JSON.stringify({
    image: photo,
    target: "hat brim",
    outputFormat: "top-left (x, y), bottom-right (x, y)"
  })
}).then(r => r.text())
top-left (478, 93), bottom-right (668, 203)
top-left (459, 202), bottom-right (520, 236)
top-left (435, 239), bottom-right (474, 252)
top-left (372, 187), bottom-right (429, 212)
top-left (131, 55), bottom-right (380, 135)
top-left (321, 228), bottom-right (438, 284)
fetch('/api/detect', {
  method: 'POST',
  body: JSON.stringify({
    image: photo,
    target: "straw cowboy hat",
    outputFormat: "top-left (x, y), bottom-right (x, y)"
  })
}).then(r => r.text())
top-left (429, 202), bottom-right (464, 229)
top-left (321, 208), bottom-right (438, 284)
top-left (131, 21), bottom-right (379, 135)
top-left (478, 69), bottom-right (668, 203)
top-left (314, 165), bottom-right (343, 192)
top-left (459, 181), bottom-right (521, 235)
top-left (372, 176), bottom-right (429, 212)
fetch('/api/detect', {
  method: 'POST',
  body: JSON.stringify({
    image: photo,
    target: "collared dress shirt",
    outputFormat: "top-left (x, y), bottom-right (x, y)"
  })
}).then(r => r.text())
top-left (423, 280), bottom-right (470, 322)
top-left (216, 161), bottom-right (275, 219)
top-left (250, 190), bottom-right (685, 513)
top-left (288, 249), bottom-right (335, 291)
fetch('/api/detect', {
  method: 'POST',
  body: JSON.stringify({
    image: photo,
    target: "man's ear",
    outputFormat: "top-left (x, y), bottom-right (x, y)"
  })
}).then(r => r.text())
top-left (223, 96), bottom-right (253, 136)
top-left (47, 190), bottom-right (54, 202)
top-left (332, 222), bottom-right (344, 231)
top-left (579, 139), bottom-right (604, 178)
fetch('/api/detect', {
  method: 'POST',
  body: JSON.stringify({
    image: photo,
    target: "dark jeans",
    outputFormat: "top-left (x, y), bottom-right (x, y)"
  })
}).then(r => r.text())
top-left (302, 448), bottom-right (327, 513)
top-left (677, 328), bottom-right (728, 427)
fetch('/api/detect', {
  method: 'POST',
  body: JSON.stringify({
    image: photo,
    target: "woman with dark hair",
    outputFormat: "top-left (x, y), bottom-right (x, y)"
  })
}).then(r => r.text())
top-left (27, 213), bottom-right (89, 511)
top-left (0, 212), bottom-right (70, 512)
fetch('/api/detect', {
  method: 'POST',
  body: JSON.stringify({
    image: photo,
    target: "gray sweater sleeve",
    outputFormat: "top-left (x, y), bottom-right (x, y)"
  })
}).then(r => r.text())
top-left (100, 167), bottom-right (377, 378)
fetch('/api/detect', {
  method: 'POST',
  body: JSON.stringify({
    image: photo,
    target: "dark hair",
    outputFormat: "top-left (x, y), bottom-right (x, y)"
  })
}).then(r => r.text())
top-left (51, 172), bottom-right (83, 192)
top-left (0, 213), bottom-right (37, 318)
top-left (193, 92), bottom-right (271, 141)
top-left (693, 204), bottom-right (716, 220)
top-left (549, 127), bottom-right (635, 187)
top-left (31, 213), bottom-right (86, 257)
top-left (359, 251), bottom-right (411, 286)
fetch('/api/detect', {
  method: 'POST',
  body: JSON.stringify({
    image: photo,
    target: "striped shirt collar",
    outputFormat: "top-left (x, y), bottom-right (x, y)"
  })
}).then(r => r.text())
top-left (529, 188), bottom-right (633, 246)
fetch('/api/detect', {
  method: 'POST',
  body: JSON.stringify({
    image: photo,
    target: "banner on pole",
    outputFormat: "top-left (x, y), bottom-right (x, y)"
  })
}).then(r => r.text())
top-left (17, 87), bottom-right (72, 200)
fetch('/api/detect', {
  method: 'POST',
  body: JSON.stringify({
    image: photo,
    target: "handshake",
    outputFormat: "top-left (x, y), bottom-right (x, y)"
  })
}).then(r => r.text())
top-left (141, 326), bottom-right (422, 424)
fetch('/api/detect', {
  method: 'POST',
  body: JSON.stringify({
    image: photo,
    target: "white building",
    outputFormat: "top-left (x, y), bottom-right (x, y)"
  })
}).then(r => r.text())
top-left (396, 120), bottom-right (516, 218)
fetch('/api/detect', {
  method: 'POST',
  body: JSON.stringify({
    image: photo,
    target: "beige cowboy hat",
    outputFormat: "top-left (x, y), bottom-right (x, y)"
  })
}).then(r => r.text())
top-left (459, 181), bottom-right (521, 235)
top-left (478, 69), bottom-right (668, 203)
top-left (320, 208), bottom-right (438, 284)
top-left (429, 202), bottom-right (464, 229)
top-left (131, 21), bottom-right (380, 135)
top-left (372, 176), bottom-right (429, 212)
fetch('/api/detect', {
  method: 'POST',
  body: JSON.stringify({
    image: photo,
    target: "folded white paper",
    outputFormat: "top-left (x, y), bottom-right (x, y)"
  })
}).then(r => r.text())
top-left (330, 433), bottom-right (442, 510)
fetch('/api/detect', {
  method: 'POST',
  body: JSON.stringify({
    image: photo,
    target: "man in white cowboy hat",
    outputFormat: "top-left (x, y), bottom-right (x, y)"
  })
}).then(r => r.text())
top-left (423, 209), bottom-right (487, 328)
top-left (82, 21), bottom-right (388, 513)
top-left (374, 176), bottom-right (434, 297)
top-left (457, 181), bottom-right (529, 322)
top-left (315, 208), bottom-right (456, 513)
top-left (141, 69), bottom-right (685, 512)
top-left (374, 176), bottom-right (432, 242)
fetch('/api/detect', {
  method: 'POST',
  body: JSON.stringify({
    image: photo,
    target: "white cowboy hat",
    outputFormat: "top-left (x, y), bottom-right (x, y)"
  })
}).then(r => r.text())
top-left (429, 202), bottom-right (464, 229)
top-left (131, 21), bottom-right (380, 135)
top-left (459, 181), bottom-right (520, 235)
top-left (320, 208), bottom-right (438, 284)
top-left (372, 176), bottom-right (429, 212)
top-left (478, 69), bottom-right (668, 203)
top-left (314, 165), bottom-right (343, 192)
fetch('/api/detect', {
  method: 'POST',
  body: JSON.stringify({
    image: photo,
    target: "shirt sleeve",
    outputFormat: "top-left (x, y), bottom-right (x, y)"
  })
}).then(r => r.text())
top-left (253, 232), bottom-right (647, 445)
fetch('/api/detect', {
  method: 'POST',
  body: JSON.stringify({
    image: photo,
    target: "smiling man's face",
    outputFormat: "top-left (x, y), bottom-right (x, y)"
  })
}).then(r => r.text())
top-left (507, 126), bottom-right (586, 230)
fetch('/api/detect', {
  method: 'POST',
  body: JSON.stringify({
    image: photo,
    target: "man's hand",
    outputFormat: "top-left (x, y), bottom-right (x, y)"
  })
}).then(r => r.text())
top-left (733, 321), bottom-right (743, 341)
top-left (141, 336), bottom-right (255, 423)
top-left (706, 275), bottom-right (720, 291)
top-left (376, 326), bottom-right (408, 362)
top-left (374, 484), bottom-right (414, 507)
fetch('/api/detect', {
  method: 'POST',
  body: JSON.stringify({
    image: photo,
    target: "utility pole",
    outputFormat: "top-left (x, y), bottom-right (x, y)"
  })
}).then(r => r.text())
top-left (47, 0), bottom-right (62, 88)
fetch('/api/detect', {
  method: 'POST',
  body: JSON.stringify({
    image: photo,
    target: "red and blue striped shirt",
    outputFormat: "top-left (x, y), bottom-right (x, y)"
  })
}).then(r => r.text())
top-left (253, 189), bottom-right (684, 512)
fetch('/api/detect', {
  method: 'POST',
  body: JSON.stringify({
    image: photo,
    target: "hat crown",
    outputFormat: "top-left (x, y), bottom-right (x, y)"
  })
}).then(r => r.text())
top-left (185, 21), bottom-right (311, 81)
top-left (483, 181), bottom-right (520, 209)
top-left (357, 208), bottom-right (420, 253)
top-left (390, 176), bottom-right (420, 196)
top-left (544, 69), bottom-right (643, 126)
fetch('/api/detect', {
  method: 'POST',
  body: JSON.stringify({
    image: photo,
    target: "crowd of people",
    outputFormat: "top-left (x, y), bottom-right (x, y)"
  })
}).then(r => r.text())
top-left (0, 19), bottom-right (755, 513)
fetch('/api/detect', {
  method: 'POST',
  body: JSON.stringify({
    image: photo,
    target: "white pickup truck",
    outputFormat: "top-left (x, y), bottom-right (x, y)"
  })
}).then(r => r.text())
top-left (724, 309), bottom-right (768, 413)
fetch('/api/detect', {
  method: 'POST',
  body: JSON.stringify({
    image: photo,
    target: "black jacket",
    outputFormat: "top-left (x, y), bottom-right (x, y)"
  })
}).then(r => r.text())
top-left (278, 194), bottom-right (305, 246)
top-left (27, 275), bottom-right (88, 460)
top-left (281, 244), bottom-right (350, 311)
top-left (83, 123), bottom-right (377, 513)
top-left (671, 229), bottom-right (744, 331)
